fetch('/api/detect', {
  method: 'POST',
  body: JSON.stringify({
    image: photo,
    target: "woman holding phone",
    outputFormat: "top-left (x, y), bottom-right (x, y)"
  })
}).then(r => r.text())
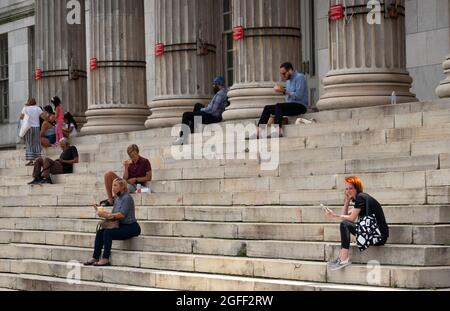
top-left (84, 178), bottom-right (141, 267)
top-left (324, 176), bottom-right (389, 271)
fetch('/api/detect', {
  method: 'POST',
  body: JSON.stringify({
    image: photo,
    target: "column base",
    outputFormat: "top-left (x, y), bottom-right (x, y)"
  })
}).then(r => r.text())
top-left (317, 72), bottom-right (417, 111)
top-left (82, 108), bottom-right (149, 135)
top-left (145, 98), bottom-right (210, 129)
top-left (436, 55), bottom-right (450, 98)
top-left (223, 86), bottom-right (284, 121)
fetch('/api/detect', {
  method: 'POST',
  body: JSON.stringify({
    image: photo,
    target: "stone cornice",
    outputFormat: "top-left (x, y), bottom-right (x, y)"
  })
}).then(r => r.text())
top-left (0, 2), bottom-right (35, 26)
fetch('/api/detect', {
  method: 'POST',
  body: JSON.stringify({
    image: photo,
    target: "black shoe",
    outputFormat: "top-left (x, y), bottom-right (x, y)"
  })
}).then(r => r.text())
top-left (28, 177), bottom-right (42, 185)
top-left (39, 177), bottom-right (53, 185)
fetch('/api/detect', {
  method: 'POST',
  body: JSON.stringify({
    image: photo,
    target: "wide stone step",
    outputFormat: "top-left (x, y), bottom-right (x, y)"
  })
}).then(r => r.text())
top-left (0, 259), bottom-right (411, 291)
top-left (0, 272), bottom-right (159, 291)
top-left (1, 205), bottom-right (448, 225)
top-left (0, 184), bottom-right (431, 206)
top-left (0, 170), bottom-right (432, 197)
top-left (2, 100), bottom-right (450, 162)
top-left (4, 123), bottom-right (450, 171)
top-left (3, 154), bottom-right (444, 184)
top-left (2, 254), bottom-right (449, 289)
top-left (0, 217), bottom-right (448, 245)
top-left (2, 233), bottom-right (448, 267)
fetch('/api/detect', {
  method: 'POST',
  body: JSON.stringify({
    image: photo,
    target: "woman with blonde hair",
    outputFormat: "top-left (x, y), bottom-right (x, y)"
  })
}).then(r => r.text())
top-left (85, 178), bottom-right (141, 267)
top-left (325, 176), bottom-right (389, 271)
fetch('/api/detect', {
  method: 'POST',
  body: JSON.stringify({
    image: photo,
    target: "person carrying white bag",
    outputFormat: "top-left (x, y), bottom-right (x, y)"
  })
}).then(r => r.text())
top-left (19, 98), bottom-right (46, 166)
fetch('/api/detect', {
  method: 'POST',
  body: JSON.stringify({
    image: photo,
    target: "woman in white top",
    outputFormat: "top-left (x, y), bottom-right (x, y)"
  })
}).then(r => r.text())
top-left (63, 112), bottom-right (78, 138)
top-left (19, 98), bottom-right (45, 166)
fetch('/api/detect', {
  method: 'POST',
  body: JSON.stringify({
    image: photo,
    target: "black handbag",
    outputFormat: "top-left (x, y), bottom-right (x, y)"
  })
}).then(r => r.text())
top-left (356, 194), bottom-right (383, 252)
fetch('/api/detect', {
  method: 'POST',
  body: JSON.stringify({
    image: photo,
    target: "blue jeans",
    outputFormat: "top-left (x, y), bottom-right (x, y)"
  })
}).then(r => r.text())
top-left (93, 222), bottom-right (141, 259)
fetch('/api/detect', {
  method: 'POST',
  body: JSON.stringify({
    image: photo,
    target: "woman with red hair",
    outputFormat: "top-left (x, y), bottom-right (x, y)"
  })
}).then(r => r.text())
top-left (324, 176), bottom-right (389, 271)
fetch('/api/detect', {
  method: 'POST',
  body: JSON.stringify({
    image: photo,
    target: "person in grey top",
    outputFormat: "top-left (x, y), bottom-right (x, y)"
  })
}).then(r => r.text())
top-left (173, 76), bottom-right (229, 145)
top-left (84, 178), bottom-right (141, 267)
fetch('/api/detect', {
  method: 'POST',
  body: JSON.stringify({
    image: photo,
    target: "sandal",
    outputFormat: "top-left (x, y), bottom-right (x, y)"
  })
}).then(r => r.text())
top-left (94, 261), bottom-right (111, 267)
top-left (83, 259), bottom-right (99, 266)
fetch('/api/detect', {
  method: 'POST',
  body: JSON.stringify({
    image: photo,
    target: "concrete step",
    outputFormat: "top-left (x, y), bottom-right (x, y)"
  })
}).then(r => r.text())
top-left (280, 187), bottom-right (427, 206)
top-left (2, 254), bottom-right (449, 289)
top-left (2, 101), bottom-right (450, 162)
top-left (0, 214), bottom-right (448, 245)
top-left (0, 156), bottom-right (426, 182)
top-left (1, 235), bottom-right (447, 267)
top-left (0, 183), bottom-right (432, 206)
top-left (0, 259), bottom-right (414, 291)
top-left (5, 120), bottom-right (450, 171)
top-left (2, 154), bottom-right (442, 182)
top-left (1, 205), bottom-right (448, 225)
top-left (0, 170), bottom-right (432, 197)
top-left (0, 272), bottom-right (159, 291)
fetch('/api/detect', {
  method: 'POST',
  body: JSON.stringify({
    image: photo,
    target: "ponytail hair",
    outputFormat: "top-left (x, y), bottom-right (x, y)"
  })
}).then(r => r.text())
top-left (64, 112), bottom-right (78, 130)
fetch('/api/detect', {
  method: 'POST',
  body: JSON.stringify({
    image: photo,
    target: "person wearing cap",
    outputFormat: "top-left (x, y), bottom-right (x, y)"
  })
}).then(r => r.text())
top-left (173, 76), bottom-right (228, 145)
top-left (28, 138), bottom-right (79, 185)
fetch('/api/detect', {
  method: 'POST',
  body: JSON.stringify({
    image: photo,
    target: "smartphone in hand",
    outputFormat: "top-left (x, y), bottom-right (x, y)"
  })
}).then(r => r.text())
top-left (321, 204), bottom-right (332, 213)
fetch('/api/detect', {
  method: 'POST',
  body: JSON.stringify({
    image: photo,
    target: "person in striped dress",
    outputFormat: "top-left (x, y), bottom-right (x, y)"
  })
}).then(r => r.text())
top-left (20, 98), bottom-right (45, 166)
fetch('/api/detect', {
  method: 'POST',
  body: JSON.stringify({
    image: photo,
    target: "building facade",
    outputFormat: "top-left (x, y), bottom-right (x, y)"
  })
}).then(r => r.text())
top-left (0, 0), bottom-right (449, 146)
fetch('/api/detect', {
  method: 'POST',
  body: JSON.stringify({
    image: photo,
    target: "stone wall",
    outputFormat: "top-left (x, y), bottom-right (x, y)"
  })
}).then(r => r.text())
top-left (0, 0), bottom-right (34, 147)
top-left (406, 0), bottom-right (449, 101)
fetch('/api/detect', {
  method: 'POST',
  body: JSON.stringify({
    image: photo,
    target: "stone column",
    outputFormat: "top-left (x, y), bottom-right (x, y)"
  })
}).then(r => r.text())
top-left (223, 0), bottom-right (301, 121)
top-left (436, 55), bottom-right (450, 98)
top-left (82, 0), bottom-right (149, 135)
top-left (35, 0), bottom-right (87, 124)
top-left (317, 0), bottom-right (417, 111)
top-left (436, 1), bottom-right (450, 98)
top-left (146, 0), bottom-right (218, 129)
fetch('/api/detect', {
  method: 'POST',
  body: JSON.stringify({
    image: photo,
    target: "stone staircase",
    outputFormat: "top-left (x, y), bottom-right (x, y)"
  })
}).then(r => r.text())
top-left (1, 99), bottom-right (450, 291)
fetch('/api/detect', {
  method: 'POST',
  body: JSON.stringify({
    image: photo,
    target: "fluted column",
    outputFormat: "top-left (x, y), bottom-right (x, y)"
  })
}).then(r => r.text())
top-left (436, 54), bottom-right (450, 98)
top-left (35, 0), bottom-right (87, 124)
top-left (223, 0), bottom-right (301, 121)
top-left (146, 0), bottom-right (218, 129)
top-left (436, 2), bottom-right (450, 98)
top-left (317, 0), bottom-right (417, 110)
top-left (82, 0), bottom-right (149, 135)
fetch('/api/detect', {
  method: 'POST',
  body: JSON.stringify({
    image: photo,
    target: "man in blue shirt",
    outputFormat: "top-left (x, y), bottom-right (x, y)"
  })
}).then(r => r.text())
top-left (174, 76), bottom-right (228, 145)
top-left (254, 62), bottom-right (308, 138)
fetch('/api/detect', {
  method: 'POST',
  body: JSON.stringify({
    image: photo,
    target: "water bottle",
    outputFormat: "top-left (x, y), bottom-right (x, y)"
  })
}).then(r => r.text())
top-left (136, 184), bottom-right (142, 194)
top-left (391, 91), bottom-right (397, 105)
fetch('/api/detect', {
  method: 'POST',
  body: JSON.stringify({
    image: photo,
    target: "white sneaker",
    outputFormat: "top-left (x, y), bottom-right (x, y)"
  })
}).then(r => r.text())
top-left (172, 137), bottom-right (185, 146)
top-left (327, 257), bottom-right (340, 267)
top-left (329, 258), bottom-right (352, 271)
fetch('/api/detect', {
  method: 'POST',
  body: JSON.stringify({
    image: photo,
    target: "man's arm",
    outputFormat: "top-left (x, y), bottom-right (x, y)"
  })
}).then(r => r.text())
top-left (59, 156), bottom-right (79, 165)
top-left (136, 170), bottom-right (152, 184)
top-left (201, 91), bottom-right (227, 115)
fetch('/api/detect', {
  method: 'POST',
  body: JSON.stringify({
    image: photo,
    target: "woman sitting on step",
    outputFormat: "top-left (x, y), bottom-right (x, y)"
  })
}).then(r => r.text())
top-left (40, 113), bottom-right (57, 148)
top-left (84, 178), bottom-right (141, 267)
top-left (324, 176), bottom-right (389, 271)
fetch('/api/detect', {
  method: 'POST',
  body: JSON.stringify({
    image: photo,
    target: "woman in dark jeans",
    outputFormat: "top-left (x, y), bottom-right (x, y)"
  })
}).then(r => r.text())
top-left (84, 178), bottom-right (141, 267)
top-left (325, 176), bottom-right (389, 271)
